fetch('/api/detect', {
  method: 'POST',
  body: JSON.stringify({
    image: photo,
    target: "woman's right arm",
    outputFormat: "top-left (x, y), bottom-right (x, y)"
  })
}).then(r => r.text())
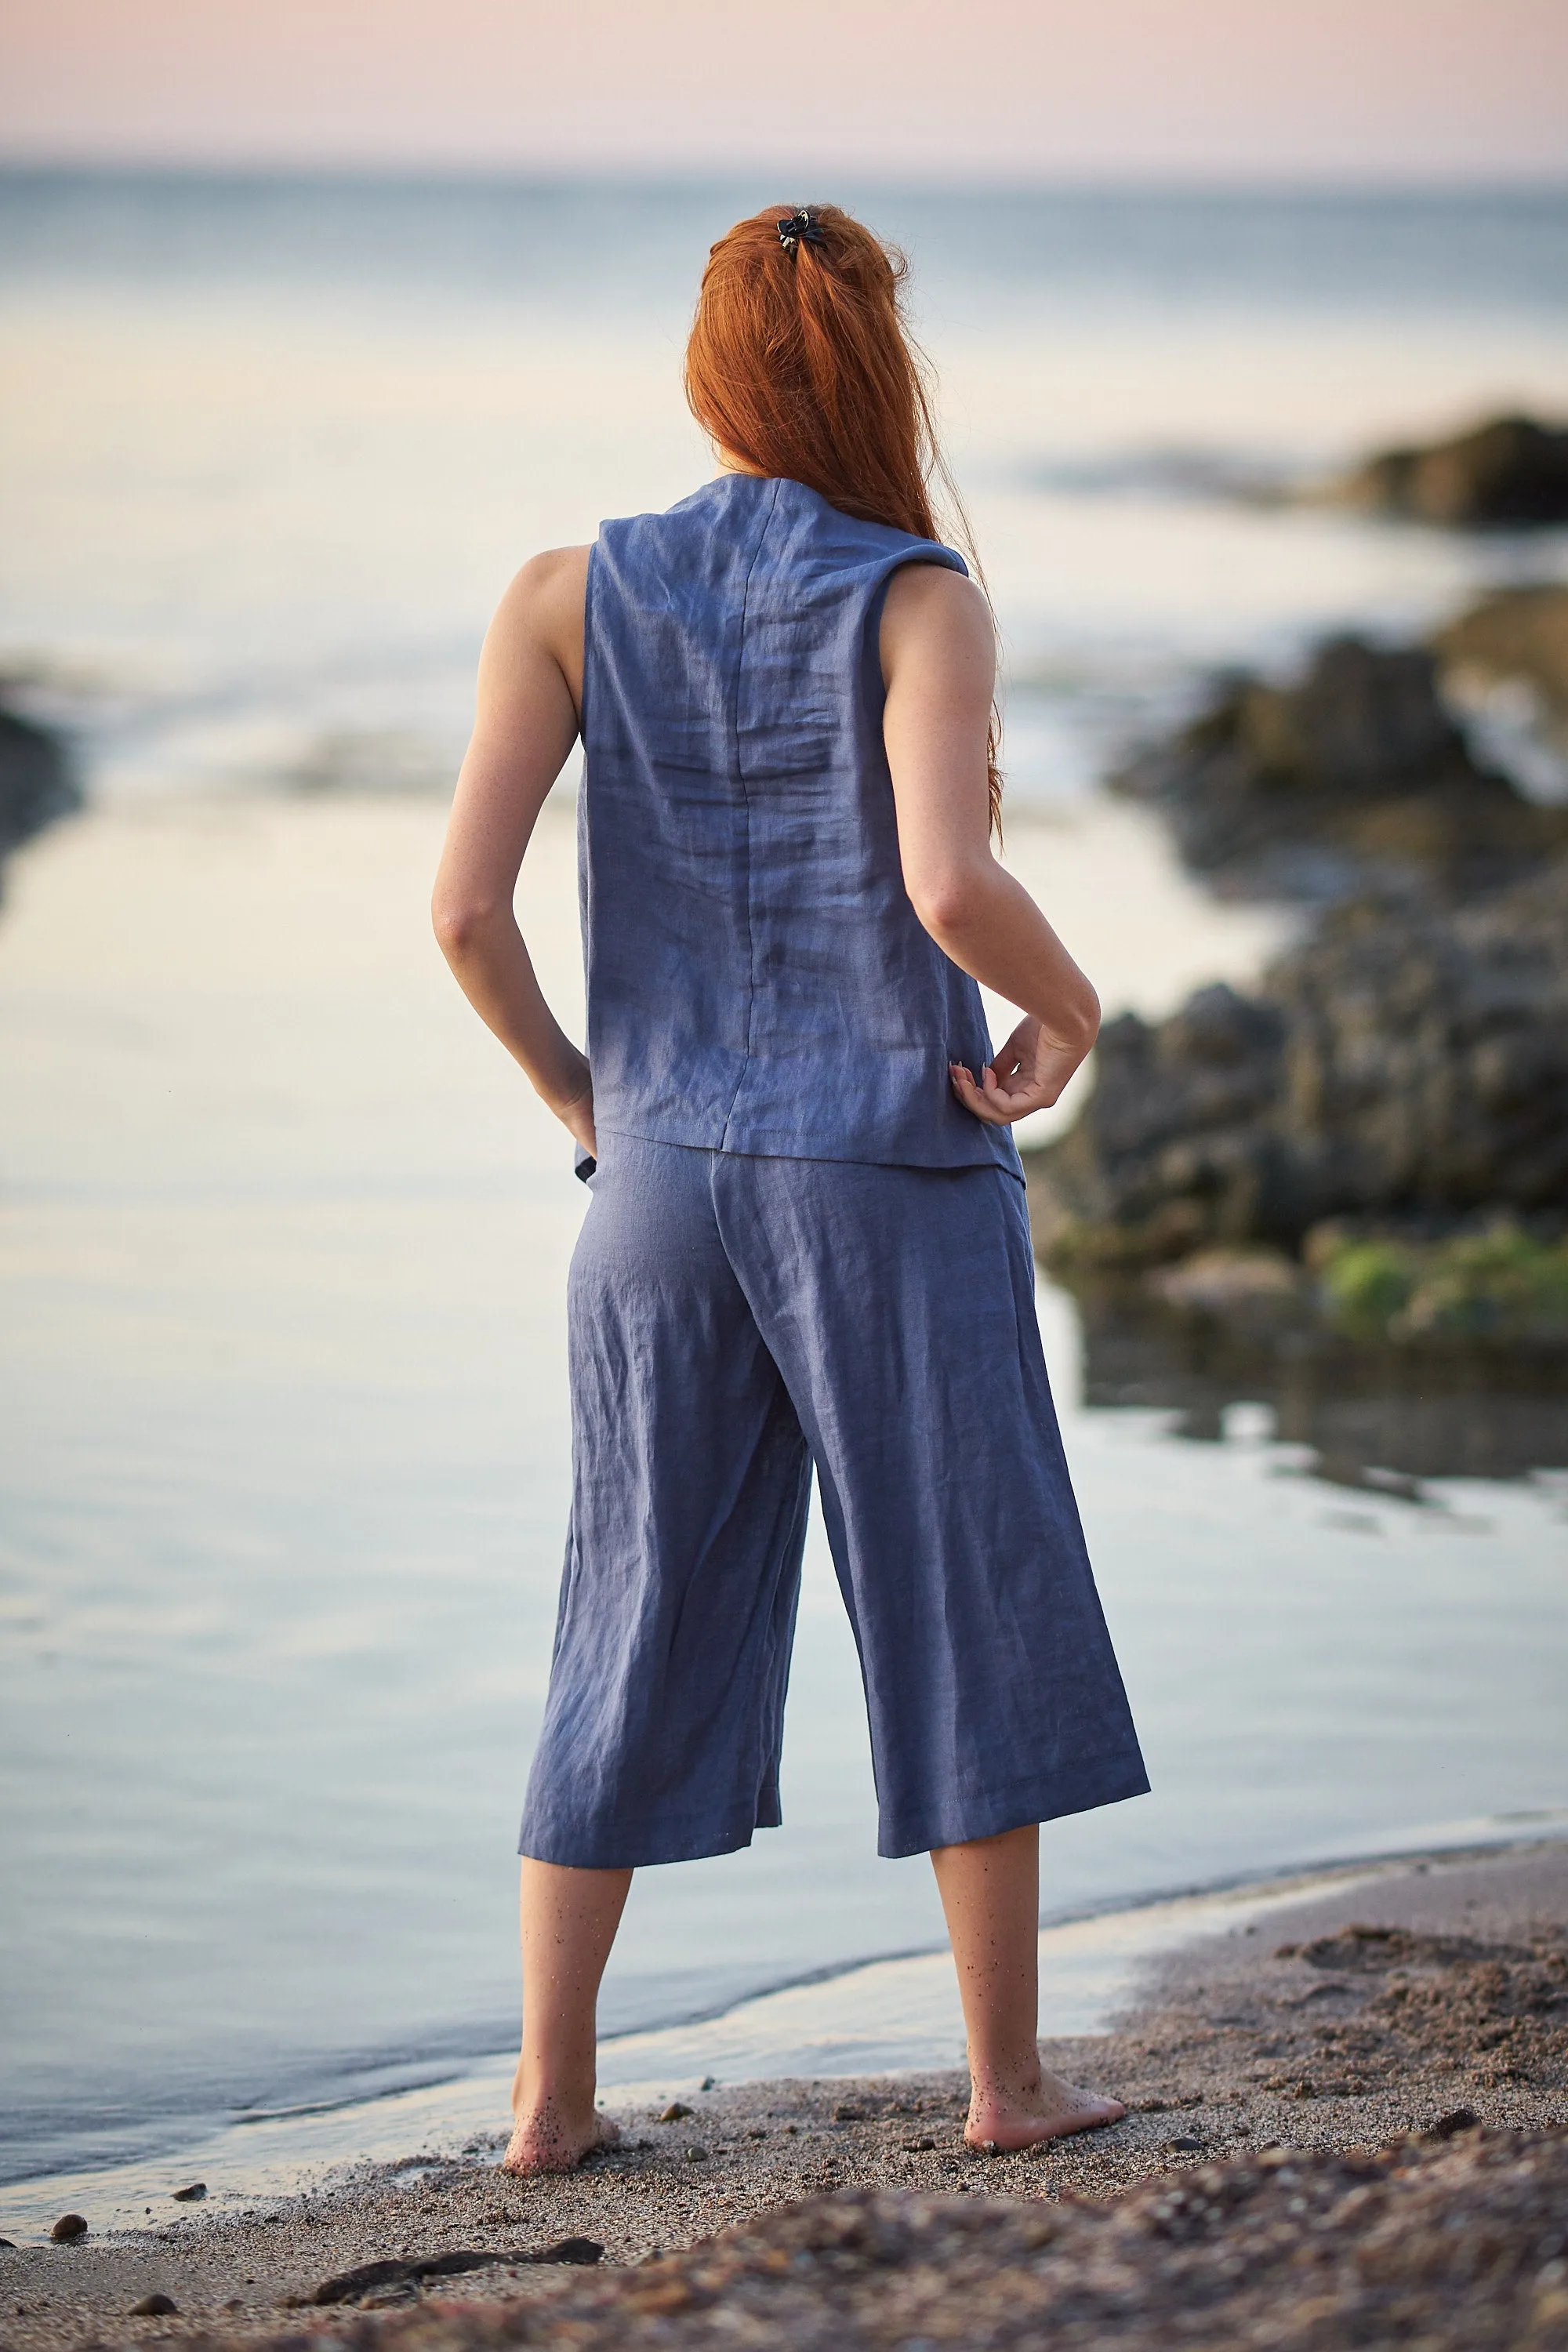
top-left (431, 545), bottom-right (597, 1154)
top-left (880, 561), bottom-right (1101, 1127)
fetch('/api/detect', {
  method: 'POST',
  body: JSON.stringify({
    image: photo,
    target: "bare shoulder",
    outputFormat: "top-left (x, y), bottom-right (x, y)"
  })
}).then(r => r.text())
top-left (880, 561), bottom-right (994, 688)
top-left (483, 545), bottom-right (591, 699)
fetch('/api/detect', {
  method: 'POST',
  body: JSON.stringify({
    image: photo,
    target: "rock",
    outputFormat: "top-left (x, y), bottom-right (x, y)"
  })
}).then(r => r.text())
top-left (831, 2103), bottom-right (867, 2122)
top-left (129, 2293), bottom-right (178, 2316)
top-left (1149, 1247), bottom-right (1300, 1309)
top-left (1331, 412), bottom-right (1568, 527)
top-left (1027, 858), bottom-right (1568, 1265)
top-left (1025, 983), bottom-right (1293, 1265)
top-left (684, 2145), bottom-right (710, 2162)
top-left (314, 2259), bottom-right (412, 2305)
top-left (311, 2239), bottom-right (601, 2307)
top-left (658, 2102), bottom-right (693, 2123)
top-left (49, 2215), bottom-right (87, 2242)
top-left (1112, 635), bottom-right (1568, 902)
top-left (1436, 583), bottom-right (1568, 726)
top-left (169, 2182), bottom-right (206, 2202)
top-left (0, 699), bottom-right (78, 870)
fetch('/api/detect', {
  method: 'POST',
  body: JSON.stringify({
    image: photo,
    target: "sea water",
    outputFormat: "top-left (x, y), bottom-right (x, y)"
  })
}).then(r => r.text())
top-left (2, 176), bottom-right (1566, 2187)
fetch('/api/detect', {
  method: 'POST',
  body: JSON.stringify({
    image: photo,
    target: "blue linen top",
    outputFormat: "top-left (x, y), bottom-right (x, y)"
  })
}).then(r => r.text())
top-left (579, 471), bottom-right (1021, 1177)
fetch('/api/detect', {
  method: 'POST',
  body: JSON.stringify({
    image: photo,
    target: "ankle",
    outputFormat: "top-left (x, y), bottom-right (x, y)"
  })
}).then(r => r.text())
top-left (512, 2067), bottom-right (597, 2126)
top-left (967, 2053), bottom-right (1044, 2111)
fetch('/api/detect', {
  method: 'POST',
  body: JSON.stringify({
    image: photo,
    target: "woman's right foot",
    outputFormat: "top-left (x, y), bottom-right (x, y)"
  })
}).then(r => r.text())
top-left (503, 2103), bottom-right (620, 2176)
top-left (965, 2067), bottom-right (1126, 2152)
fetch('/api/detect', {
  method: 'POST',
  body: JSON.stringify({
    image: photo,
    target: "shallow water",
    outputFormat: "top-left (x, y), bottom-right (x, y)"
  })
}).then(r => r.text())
top-left (2, 796), bottom-right (1564, 2187)
top-left (2, 177), bottom-right (1566, 2186)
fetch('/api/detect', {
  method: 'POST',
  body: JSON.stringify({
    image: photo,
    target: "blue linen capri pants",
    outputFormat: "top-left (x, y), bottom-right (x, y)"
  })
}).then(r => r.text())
top-left (518, 1135), bottom-right (1149, 1867)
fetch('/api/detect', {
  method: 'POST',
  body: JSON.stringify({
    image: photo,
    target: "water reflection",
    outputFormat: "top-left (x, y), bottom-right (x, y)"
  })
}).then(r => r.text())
top-left (1069, 1275), bottom-right (1568, 1485)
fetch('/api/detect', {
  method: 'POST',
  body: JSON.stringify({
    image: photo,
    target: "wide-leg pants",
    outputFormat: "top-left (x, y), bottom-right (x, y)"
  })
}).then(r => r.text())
top-left (518, 1136), bottom-right (1149, 1867)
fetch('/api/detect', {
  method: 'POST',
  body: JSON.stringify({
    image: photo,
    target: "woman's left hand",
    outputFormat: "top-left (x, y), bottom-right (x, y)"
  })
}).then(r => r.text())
top-left (949, 1015), bottom-right (1090, 1125)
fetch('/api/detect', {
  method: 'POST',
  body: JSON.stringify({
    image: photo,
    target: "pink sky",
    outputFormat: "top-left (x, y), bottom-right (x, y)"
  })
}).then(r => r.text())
top-left (3, 0), bottom-right (1566, 181)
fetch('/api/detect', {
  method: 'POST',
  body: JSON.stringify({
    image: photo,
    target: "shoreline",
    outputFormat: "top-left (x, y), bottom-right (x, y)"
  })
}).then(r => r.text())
top-left (3, 1831), bottom-right (1563, 2273)
top-left (0, 1821), bottom-right (1553, 2218)
top-left (2, 1834), bottom-right (1563, 2348)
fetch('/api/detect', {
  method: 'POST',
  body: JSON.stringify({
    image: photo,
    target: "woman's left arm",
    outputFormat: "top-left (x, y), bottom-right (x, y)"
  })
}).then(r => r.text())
top-left (431, 546), bottom-right (596, 1156)
top-left (881, 563), bottom-right (1101, 1127)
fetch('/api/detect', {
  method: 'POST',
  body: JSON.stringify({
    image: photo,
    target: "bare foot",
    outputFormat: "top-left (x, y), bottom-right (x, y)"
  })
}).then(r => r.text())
top-left (965, 2066), bottom-right (1126, 2152)
top-left (503, 2103), bottom-right (621, 2177)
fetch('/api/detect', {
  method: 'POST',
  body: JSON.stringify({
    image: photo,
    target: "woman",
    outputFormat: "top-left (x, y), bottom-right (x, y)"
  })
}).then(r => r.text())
top-left (433, 202), bottom-right (1149, 2179)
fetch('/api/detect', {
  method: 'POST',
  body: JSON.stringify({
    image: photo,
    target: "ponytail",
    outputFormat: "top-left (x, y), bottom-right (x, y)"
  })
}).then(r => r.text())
top-left (684, 204), bottom-right (1004, 836)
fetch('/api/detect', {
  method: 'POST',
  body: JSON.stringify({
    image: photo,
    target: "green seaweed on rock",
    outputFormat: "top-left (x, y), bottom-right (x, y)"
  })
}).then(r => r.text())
top-left (1309, 1224), bottom-right (1568, 1348)
top-left (1311, 1236), bottom-right (1421, 1339)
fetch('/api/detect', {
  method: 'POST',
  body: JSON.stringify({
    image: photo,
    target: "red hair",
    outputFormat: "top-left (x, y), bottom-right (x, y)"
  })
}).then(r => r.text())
top-left (684, 203), bottom-right (1003, 834)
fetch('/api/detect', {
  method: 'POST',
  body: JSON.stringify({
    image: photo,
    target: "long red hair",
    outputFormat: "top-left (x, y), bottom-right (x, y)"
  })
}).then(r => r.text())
top-left (684, 203), bottom-right (1004, 834)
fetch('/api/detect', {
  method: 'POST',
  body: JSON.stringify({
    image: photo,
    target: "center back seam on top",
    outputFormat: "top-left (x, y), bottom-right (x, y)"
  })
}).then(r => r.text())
top-left (717, 477), bottom-right (781, 1151)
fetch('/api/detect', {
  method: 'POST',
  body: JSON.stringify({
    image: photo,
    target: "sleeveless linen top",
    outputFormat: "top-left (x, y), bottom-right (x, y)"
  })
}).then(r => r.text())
top-left (579, 471), bottom-right (1021, 1178)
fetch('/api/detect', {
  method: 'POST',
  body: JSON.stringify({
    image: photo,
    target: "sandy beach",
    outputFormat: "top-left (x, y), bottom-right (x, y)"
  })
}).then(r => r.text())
top-left (4, 1837), bottom-right (1563, 2350)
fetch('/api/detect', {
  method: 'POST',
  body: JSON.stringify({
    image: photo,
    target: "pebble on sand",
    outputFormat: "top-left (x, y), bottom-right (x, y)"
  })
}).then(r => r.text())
top-left (171, 2183), bottom-right (207, 2202)
top-left (657, 2103), bottom-right (692, 2123)
top-left (129, 2294), bottom-right (178, 2317)
top-left (49, 2216), bottom-right (86, 2243)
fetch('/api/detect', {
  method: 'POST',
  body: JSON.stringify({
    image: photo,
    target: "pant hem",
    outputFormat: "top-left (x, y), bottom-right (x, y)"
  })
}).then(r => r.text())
top-left (518, 1802), bottom-right (782, 1871)
top-left (875, 1751), bottom-right (1152, 1861)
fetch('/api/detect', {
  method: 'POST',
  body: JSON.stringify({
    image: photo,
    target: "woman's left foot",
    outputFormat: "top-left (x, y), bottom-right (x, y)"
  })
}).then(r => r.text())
top-left (503, 2105), bottom-right (620, 2177)
top-left (965, 2067), bottom-right (1126, 2151)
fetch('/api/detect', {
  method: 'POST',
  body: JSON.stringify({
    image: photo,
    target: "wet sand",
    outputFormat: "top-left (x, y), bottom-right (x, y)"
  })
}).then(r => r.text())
top-left (4, 1839), bottom-right (1565, 2348)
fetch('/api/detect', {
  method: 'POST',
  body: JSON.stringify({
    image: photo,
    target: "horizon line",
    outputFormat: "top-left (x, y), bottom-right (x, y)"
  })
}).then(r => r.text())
top-left (4, 156), bottom-right (1568, 201)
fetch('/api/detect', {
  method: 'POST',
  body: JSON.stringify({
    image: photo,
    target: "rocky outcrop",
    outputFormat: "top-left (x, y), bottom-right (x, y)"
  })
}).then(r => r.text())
top-left (1025, 858), bottom-right (1568, 1268)
top-left (1111, 635), bottom-right (1568, 902)
top-left (1436, 583), bottom-right (1568, 730)
top-left (1330, 412), bottom-right (1568, 528)
top-left (0, 696), bottom-right (78, 876)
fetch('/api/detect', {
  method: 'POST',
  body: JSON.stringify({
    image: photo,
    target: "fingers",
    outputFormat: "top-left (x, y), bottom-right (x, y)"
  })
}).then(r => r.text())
top-left (949, 1062), bottom-right (1050, 1126)
top-left (949, 1062), bottom-right (999, 1120)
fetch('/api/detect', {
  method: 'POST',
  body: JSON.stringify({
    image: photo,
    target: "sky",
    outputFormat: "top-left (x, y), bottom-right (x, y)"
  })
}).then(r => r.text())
top-left (3, 0), bottom-right (1567, 183)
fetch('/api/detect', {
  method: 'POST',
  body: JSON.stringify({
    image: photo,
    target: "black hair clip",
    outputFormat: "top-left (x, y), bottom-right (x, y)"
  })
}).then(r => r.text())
top-left (778, 206), bottom-right (826, 253)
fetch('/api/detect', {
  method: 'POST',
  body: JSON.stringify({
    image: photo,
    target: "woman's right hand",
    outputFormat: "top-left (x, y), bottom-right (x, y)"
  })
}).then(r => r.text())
top-left (552, 1062), bottom-right (597, 1160)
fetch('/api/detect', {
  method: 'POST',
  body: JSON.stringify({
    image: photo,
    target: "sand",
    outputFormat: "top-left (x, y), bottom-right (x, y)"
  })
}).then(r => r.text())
top-left (4, 1839), bottom-right (1565, 2350)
